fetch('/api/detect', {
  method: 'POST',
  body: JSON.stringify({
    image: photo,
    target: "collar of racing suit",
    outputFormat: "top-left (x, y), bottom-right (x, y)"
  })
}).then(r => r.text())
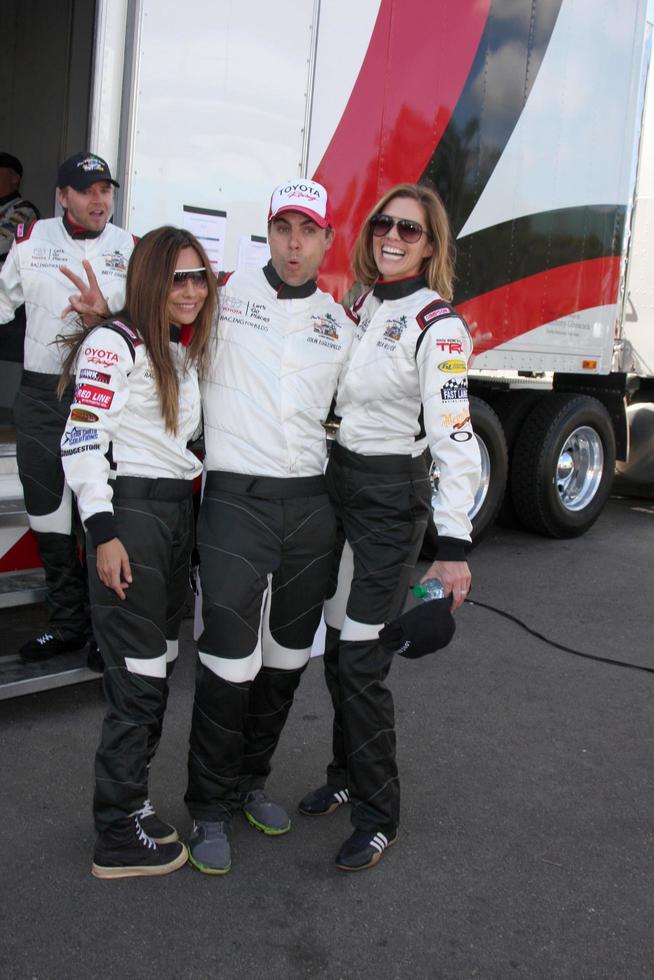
top-left (263, 259), bottom-right (318, 298)
top-left (62, 210), bottom-right (103, 240)
top-left (373, 273), bottom-right (428, 300)
top-left (169, 323), bottom-right (195, 346)
top-left (0, 191), bottom-right (21, 207)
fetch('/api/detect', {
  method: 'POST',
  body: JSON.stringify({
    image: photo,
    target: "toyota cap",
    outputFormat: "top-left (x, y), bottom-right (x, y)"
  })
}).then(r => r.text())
top-left (268, 179), bottom-right (331, 228)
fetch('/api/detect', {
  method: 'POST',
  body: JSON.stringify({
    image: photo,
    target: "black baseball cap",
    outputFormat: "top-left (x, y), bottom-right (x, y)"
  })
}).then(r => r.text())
top-left (0, 152), bottom-right (22, 177)
top-left (379, 596), bottom-right (456, 659)
top-left (57, 152), bottom-right (119, 191)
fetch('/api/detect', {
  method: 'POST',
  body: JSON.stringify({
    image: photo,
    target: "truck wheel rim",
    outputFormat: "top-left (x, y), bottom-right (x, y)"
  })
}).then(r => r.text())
top-left (430, 434), bottom-right (490, 520)
top-left (555, 425), bottom-right (604, 512)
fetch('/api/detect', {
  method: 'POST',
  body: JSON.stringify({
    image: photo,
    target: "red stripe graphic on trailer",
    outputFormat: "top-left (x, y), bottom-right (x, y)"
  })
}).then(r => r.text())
top-left (0, 530), bottom-right (41, 573)
top-left (458, 256), bottom-right (621, 355)
top-left (314, 0), bottom-right (491, 300)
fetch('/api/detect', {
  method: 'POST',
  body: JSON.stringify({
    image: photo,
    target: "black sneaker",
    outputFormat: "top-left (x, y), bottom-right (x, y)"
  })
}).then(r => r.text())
top-left (19, 631), bottom-right (87, 663)
top-left (92, 815), bottom-right (187, 879)
top-left (335, 829), bottom-right (397, 872)
top-left (86, 640), bottom-right (104, 673)
top-left (298, 784), bottom-right (350, 816)
top-left (134, 799), bottom-right (178, 844)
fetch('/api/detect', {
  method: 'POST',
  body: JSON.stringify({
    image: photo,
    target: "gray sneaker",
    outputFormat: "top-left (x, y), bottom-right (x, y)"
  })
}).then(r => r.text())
top-left (240, 789), bottom-right (291, 835)
top-left (188, 819), bottom-right (231, 875)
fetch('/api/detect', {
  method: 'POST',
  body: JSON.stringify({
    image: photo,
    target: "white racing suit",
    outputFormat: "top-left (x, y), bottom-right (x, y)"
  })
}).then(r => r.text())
top-left (186, 261), bottom-right (355, 821)
top-left (61, 319), bottom-right (201, 832)
top-left (321, 274), bottom-right (482, 836)
top-left (0, 192), bottom-right (39, 265)
top-left (0, 215), bottom-right (134, 640)
top-left (0, 192), bottom-right (39, 362)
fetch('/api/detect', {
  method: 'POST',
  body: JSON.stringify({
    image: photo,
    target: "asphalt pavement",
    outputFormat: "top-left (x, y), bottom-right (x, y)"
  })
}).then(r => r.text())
top-left (1, 494), bottom-right (652, 980)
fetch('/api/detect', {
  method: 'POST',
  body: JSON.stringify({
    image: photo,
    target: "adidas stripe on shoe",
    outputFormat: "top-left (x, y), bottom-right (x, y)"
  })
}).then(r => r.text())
top-left (335, 828), bottom-right (397, 871)
top-left (298, 784), bottom-right (350, 816)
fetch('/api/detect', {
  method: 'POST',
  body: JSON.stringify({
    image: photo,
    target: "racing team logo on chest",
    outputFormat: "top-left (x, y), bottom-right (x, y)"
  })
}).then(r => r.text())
top-left (355, 315), bottom-right (370, 340)
top-left (103, 250), bottom-right (128, 273)
top-left (383, 316), bottom-right (407, 342)
top-left (308, 313), bottom-right (342, 350)
top-left (377, 315), bottom-right (407, 351)
top-left (29, 246), bottom-right (68, 269)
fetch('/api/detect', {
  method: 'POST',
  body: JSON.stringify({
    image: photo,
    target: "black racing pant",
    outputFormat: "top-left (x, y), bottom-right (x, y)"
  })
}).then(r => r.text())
top-left (14, 371), bottom-right (88, 637)
top-left (186, 471), bottom-right (336, 821)
top-left (90, 477), bottom-right (194, 833)
top-left (322, 442), bottom-right (432, 836)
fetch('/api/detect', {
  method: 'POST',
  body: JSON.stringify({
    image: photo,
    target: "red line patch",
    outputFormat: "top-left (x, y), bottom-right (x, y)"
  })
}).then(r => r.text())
top-left (74, 383), bottom-right (114, 410)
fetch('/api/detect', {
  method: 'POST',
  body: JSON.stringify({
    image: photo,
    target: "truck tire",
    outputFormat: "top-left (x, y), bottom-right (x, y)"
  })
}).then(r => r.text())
top-left (421, 395), bottom-right (508, 556)
top-left (510, 393), bottom-right (616, 537)
top-left (492, 390), bottom-right (544, 529)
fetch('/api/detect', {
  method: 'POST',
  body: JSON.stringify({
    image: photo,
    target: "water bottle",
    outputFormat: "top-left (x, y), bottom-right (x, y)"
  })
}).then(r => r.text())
top-left (412, 579), bottom-right (445, 601)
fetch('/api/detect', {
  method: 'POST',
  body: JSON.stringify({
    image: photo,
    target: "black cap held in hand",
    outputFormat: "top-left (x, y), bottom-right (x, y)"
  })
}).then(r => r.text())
top-left (379, 597), bottom-right (456, 659)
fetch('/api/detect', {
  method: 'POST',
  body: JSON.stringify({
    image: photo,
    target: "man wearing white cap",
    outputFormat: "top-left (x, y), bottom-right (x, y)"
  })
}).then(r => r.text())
top-left (186, 179), bottom-right (355, 874)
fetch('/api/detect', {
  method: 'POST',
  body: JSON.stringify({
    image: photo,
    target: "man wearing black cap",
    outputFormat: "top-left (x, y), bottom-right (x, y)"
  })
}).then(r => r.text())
top-left (0, 151), bottom-right (135, 662)
top-left (0, 153), bottom-right (39, 266)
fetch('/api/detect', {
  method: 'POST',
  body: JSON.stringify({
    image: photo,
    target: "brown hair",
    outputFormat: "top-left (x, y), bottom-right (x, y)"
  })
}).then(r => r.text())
top-left (351, 183), bottom-right (455, 300)
top-left (59, 226), bottom-right (217, 433)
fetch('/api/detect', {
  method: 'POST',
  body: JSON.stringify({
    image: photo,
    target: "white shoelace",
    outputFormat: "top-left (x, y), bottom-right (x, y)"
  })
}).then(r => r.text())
top-left (36, 633), bottom-right (54, 646)
top-left (133, 816), bottom-right (156, 850)
top-left (137, 799), bottom-right (156, 820)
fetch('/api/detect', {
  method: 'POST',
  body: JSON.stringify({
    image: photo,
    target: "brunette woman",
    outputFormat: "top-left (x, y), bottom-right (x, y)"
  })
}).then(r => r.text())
top-left (299, 184), bottom-right (481, 871)
top-left (60, 226), bottom-right (216, 878)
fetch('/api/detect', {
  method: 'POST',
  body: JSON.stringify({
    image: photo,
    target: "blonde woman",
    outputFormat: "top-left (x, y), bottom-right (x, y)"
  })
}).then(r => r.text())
top-left (299, 184), bottom-right (481, 871)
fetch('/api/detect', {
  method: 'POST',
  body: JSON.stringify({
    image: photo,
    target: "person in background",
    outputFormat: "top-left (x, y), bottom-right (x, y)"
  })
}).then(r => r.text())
top-left (0, 152), bottom-right (39, 266)
top-left (185, 179), bottom-right (355, 875)
top-left (60, 226), bottom-right (216, 878)
top-left (0, 152), bottom-right (135, 663)
top-left (299, 182), bottom-right (481, 871)
top-left (0, 153), bottom-right (40, 374)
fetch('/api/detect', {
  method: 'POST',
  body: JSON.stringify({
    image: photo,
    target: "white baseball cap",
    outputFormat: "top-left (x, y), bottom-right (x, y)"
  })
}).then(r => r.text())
top-left (268, 179), bottom-right (331, 228)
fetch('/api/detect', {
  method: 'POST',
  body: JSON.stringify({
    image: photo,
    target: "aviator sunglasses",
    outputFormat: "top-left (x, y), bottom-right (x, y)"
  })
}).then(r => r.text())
top-left (171, 267), bottom-right (208, 288)
top-left (369, 213), bottom-right (427, 244)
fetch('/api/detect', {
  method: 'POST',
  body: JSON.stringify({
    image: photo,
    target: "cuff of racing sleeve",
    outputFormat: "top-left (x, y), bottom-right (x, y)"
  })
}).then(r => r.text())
top-left (435, 535), bottom-right (470, 562)
top-left (85, 512), bottom-right (117, 546)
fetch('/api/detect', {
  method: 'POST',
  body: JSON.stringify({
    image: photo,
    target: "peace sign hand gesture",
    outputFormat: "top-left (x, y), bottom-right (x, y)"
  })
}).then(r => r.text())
top-left (60, 260), bottom-right (111, 326)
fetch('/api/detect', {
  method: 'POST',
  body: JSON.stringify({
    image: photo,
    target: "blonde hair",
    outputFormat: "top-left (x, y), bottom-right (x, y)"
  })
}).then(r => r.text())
top-left (351, 183), bottom-right (455, 300)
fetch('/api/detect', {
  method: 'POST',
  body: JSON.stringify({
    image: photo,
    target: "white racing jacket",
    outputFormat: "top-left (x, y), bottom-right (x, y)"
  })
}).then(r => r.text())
top-left (0, 216), bottom-right (134, 373)
top-left (0, 193), bottom-right (39, 264)
top-left (336, 276), bottom-right (481, 546)
top-left (61, 320), bottom-right (202, 544)
top-left (202, 262), bottom-right (355, 477)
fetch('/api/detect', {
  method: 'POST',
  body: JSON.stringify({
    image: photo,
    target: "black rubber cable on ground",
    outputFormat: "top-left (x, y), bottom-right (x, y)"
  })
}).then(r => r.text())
top-left (465, 598), bottom-right (654, 676)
